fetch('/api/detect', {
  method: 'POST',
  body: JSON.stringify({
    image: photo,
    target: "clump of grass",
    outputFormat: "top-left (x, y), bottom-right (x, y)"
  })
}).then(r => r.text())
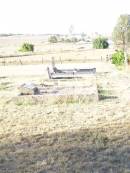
top-left (98, 89), bottom-right (113, 96)
top-left (0, 82), bottom-right (11, 90)
top-left (13, 96), bottom-right (39, 106)
top-left (91, 131), bottom-right (109, 148)
top-left (0, 157), bottom-right (5, 164)
top-left (97, 85), bottom-right (117, 100)
top-left (54, 94), bottom-right (97, 105)
top-left (54, 95), bottom-right (78, 105)
top-left (15, 100), bottom-right (35, 106)
top-left (65, 95), bottom-right (79, 104)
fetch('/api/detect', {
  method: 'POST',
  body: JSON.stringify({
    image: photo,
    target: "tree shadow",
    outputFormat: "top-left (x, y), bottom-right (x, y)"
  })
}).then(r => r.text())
top-left (99, 95), bottom-right (118, 100)
top-left (0, 76), bottom-right (7, 79)
top-left (0, 127), bottom-right (130, 173)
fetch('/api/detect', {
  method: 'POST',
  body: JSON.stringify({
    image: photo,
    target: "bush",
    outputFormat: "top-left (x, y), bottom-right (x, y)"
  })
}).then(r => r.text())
top-left (19, 43), bottom-right (34, 52)
top-left (60, 37), bottom-right (78, 43)
top-left (112, 50), bottom-right (125, 66)
top-left (64, 38), bottom-right (71, 43)
top-left (61, 38), bottom-right (65, 42)
top-left (93, 37), bottom-right (109, 49)
top-left (71, 37), bottom-right (78, 43)
top-left (48, 35), bottom-right (58, 43)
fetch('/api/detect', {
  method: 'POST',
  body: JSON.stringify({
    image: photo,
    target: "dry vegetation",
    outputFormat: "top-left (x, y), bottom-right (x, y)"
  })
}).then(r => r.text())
top-left (0, 35), bottom-right (130, 173)
top-left (1, 95), bottom-right (130, 173)
top-left (0, 35), bottom-right (114, 65)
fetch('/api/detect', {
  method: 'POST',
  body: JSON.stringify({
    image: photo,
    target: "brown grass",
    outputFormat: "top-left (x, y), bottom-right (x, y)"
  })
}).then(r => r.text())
top-left (0, 35), bottom-right (115, 65)
top-left (0, 36), bottom-right (130, 173)
top-left (0, 93), bottom-right (130, 173)
top-left (1, 117), bottom-right (130, 173)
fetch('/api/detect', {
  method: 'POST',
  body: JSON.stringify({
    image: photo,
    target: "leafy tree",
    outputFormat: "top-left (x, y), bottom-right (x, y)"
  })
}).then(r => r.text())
top-left (93, 37), bottom-right (109, 49)
top-left (19, 43), bottom-right (34, 52)
top-left (71, 37), bottom-right (78, 43)
top-left (48, 35), bottom-right (58, 43)
top-left (60, 37), bottom-right (79, 43)
top-left (64, 38), bottom-right (71, 43)
top-left (112, 14), bottom-right (130, 49)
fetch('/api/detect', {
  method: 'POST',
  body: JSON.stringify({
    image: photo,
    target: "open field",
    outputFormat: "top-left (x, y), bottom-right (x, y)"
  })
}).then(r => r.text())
top-left (1, 35), bottom-right (130, 173)
top-left (0, 35), bottom-right (114, 65)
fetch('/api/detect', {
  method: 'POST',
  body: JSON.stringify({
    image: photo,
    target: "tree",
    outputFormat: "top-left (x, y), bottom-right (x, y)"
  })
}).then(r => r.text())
top-left (81, 32), bottom-right (86, 41)
top-left (112, 14), bottom-right (130, 68)
top-left (112, 14), bottom-right (130, 49)
top-left (93, 37), bottom-right (109, 49)
top-left (19, 43), bottom-right (34, 52)
top-left (48, 35), bottom-right (58, 43)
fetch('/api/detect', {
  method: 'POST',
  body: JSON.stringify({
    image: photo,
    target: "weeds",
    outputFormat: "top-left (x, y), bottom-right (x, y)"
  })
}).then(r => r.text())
top-left (13, 96), bottom-right (39, 106)
top-left (97, 85), bottom-right (117, 100)
top-left (54, 95), bottom-right (97, 105)
top-left (0, 82), bottom-right (11, 90)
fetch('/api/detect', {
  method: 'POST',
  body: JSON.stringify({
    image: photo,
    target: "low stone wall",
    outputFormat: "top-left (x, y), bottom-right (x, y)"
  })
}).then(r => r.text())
top-left (16, 75), bottom-right (98, 104)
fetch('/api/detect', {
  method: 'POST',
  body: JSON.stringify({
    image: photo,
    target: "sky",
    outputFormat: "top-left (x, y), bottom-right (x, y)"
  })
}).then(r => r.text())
top-left (0, 0), bottom-right (130, 35)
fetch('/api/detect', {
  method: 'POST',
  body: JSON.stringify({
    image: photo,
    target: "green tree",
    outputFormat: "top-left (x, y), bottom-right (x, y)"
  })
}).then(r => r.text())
top-left (19, 43), bottom-right (34, 52)
top-left (48, 35), bottom-right (58, 43)
top-left (93, 37), bottom-right (109, 49)
top-left (112, 14), bottom-right (130, 49)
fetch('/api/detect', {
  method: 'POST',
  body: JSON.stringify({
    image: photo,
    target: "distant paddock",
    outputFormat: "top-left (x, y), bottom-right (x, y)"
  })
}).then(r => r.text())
top-left (0, 48), bottom-right (114, 65)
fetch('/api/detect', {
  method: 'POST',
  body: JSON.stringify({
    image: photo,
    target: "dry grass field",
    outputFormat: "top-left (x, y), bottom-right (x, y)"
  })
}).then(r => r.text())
top-left (0, 35), bottom-right (130, 173)
top-left (0, 35), bottom-right (114, 65)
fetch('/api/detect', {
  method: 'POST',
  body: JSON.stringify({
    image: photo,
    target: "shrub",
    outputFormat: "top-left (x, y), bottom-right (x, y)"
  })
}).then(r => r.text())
top-left (93, 37), bottom-right (109, 49)
top-left (71, 37), bottom-right (78, 43)
top-left (19, 43), bottom-right (34, 52)
top-left (65, 38), bottom-right (71, 43)
top-left (61, 38), bottom-right (65, 42)
top-left (112, 50), bottom-right (125, 66)
top-left (48, 35), bottom-right (58, 43)
top-left (60, 37), bottom-right (78, 43)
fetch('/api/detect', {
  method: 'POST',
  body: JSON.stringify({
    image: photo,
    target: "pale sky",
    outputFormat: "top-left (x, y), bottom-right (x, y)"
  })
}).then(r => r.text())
top-left (0, 0), bottom-right (130, 35)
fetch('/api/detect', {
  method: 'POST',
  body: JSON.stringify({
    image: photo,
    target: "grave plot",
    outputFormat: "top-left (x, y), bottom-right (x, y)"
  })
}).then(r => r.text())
top-left (17, 74), bottom-right (98, 104)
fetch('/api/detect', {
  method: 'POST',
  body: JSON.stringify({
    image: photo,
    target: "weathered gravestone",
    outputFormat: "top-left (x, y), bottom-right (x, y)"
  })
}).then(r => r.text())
top-left (18, 83), bottom-right (40, 95)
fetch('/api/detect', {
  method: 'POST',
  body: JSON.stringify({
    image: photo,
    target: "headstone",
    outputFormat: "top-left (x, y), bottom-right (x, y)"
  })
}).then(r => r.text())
top-left (18, 83), bottom-right (40, 95)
